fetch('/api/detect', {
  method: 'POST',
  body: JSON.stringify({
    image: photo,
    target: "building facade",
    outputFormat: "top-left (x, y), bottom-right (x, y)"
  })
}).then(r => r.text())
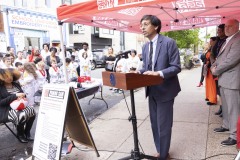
top-left (0, 0), bottom-right (145, 55)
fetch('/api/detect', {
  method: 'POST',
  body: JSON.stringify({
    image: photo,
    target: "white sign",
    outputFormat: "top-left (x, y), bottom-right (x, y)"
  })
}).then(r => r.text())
top-left (8, 13), bottom-right (58, 31)
top-left (32, 84), bottom-right (70, 160)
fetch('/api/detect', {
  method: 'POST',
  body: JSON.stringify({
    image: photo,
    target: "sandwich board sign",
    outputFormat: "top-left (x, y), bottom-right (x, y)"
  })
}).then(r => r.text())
top-left (32, 84), bottom-right (99, 159)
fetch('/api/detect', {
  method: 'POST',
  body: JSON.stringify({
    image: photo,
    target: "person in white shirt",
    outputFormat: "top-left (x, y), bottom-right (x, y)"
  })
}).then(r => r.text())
top-left (2, 55), bottom-right (14, 68)
top-left (60, 58), bottom-right (78, 82)
top-left (127, 49), bottom-right (141, 72)
top-left (14, 51), bottom-right (27, 66)
top-left (114, 51), bottom-right (127, 94)
top-left (71, 47), bottom-right (79, 62)
top-left (49, 60), bottom-right (61, 83)
top-left (80, 52), bottom-right (91, 77)
top-left (21, 62), bottom-right (38, 106)
top-left (78, 42), bottom-right (93, 61)
top-left (40, 43), bottom-right (51, 60)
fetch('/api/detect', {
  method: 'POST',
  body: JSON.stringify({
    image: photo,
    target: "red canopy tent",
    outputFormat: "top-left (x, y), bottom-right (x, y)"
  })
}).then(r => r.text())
top-left (56, 0), bottom-right (240, 83)
top-left (57, 0), bottom-right (240, 33)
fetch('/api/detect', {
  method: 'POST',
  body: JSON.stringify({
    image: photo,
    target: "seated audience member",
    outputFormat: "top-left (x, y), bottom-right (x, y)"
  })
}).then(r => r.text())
top-left (49, 60), bottom-right (61, 83)
top-left (27, 48), bottom-right (42, 63)
top-left (46, 47), bottom-right (62, 82)
top-left (2, 54), bottom-right (14, 68)
top-left (40, 43), bottom-right (51, 60)
top-left (0, 68), bottom-right (36, 143)
top-left (14, 51), bottom-right (27, 66)
top-left (60, 58), bottom-right (78, 82)
top-left (21, 62), bottom-right (38, 106)
top-left (46, 47), bottom-right (62, 68)
top-left (35, 60), bottom-right (48, 103)
top-left (127, 49), bottom-right (141, 72)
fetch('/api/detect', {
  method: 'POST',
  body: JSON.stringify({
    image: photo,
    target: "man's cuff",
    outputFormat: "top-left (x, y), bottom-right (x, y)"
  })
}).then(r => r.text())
top-left (158, 71), bottom-right (164, 78)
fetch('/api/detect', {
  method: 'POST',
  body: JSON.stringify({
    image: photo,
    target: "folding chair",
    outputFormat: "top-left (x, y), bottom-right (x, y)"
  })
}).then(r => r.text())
top-left (0, 122), bottom-right (19, 141)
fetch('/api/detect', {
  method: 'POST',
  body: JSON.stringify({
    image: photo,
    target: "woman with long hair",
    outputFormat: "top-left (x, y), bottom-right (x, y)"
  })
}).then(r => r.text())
top-left (104, 47), bottom-right (116, 90)
top-left (21, 62), bottom-right (38, 106)
top-left (0, 68), bottom-right (35, 143)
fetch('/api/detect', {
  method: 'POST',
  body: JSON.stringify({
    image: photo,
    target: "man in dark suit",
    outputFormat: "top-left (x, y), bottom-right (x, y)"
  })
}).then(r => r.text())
top-left (139, 15), bottom-right (181, 160)
top-left (211, 19), bottom-right (240, 146)
top-left (211, 24), bottom-right (227, 117)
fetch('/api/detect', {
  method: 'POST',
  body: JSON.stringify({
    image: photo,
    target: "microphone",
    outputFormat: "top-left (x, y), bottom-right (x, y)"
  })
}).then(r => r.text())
top-left (113, 50), bottom-right (131, 72)
top-left (115, 50), bottom-right (131, 59)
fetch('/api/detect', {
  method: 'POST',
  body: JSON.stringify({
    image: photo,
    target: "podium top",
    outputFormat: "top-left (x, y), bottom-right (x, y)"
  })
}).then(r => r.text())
top-left (102, 71), bottom-right (163, 90)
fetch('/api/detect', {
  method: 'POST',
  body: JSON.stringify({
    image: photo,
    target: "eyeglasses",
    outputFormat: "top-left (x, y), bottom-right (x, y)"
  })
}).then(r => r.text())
top-left (140, 22), bottom-right (151, 29)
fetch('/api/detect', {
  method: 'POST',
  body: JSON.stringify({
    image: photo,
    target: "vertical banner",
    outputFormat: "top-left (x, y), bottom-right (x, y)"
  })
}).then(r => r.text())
top-left (32, 84), bottom-right (70, 160)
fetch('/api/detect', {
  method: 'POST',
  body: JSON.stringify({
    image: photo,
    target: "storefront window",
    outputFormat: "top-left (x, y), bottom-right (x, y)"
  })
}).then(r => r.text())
top-left (23, 0), bottom-right (27, 7)
top-left (14, 0), bottom-right (23, 7)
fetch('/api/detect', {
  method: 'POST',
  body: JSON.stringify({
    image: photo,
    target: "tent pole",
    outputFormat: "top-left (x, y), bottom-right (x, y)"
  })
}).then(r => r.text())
top-left (58, 21), bottom-right (68, 83)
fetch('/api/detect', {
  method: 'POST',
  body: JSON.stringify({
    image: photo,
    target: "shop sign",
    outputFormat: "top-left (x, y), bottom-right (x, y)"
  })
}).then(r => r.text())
top-left (8, 13), bottom-right (58, 31)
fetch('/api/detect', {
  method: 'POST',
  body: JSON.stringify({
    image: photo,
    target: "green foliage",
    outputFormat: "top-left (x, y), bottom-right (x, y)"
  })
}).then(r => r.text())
top-left (162, 29), bottom-right (200, 49)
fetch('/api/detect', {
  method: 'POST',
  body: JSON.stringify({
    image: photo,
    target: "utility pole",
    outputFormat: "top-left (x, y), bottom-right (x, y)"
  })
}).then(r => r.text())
top-left (205, 27), bottom-right (208, 43)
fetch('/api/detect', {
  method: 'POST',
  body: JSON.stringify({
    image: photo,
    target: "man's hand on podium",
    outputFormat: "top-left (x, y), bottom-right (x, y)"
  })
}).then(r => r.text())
top-left (129, 70), bottom-right (140, 74)
top-left (143, 71), bottom-right (160, 76)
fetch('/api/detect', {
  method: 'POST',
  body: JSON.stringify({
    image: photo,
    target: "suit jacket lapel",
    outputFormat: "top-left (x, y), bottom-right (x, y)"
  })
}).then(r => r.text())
top-left (153, 34), bottom-right (163, 68)
top-left (217, 32), bottom-right (240, 58)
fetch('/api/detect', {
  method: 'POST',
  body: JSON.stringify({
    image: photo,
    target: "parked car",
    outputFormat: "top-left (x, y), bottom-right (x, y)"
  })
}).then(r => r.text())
top-left (91, 49), bottom-right (107, 70)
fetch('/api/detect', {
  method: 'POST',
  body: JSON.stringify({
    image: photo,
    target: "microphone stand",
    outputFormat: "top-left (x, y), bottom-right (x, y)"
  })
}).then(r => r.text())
top-left (113, 54), bottom-right (157, 160)
top-left (113, 56), bottom-right (121, 72)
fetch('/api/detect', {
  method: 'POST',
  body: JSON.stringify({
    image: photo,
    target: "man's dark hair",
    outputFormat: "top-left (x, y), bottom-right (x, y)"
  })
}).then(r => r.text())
top-left (15, 62), bottom-right (23, 68)
top-left (42, 43), bottom-right (50, 49)
top-left (140, 15), bottom-right (161, 33)
top-left (4, 53), bottom-right (10, 57)
top-left (7, 46), bottom-right (11, 51)
top-left (34, 57), bottom-right (42, 64)
top-left (218, 24), bottom-right (225, 30)
top-left (65, 58), bottom-right (71, 63)
top-left (82, 42), bottom-right (88, 47)
top-left (50, 47), bottom-right (57, 53)
top-left (131, 49), bottom-right (137, 55)
top-left (210, 36), bottom-right (217, 41)
top-left (71, 55), bottom-right (75, 60)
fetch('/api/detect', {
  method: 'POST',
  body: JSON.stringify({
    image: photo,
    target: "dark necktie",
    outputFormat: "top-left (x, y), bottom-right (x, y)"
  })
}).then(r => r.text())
top-left (148, 41), bottom-right (153, 70)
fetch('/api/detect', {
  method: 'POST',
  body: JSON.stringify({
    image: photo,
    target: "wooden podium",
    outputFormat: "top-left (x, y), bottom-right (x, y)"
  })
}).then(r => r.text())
top-left (102, 71), bottom-right (163, 90)
top-left (102, 71), bottom-right (163, 160)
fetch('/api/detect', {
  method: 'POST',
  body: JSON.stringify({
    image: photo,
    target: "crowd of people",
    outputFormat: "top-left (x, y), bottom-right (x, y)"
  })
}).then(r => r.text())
top-left (197, 19), bottom-right (240, 147)
top-left (0, 41), bottom-right (144, 142)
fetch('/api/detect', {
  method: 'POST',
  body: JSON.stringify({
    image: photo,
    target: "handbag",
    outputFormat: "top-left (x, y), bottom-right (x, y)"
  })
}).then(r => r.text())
top-left (10, 98), bottom-right (28, 111)
top-left (105, 63), bottom-right (114, 71)
top-left (203, 65), bottom-right (208, 77)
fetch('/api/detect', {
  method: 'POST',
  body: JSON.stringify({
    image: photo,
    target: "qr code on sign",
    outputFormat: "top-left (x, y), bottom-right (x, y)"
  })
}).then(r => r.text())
top-left (47, 143), bottom-right (57, 160)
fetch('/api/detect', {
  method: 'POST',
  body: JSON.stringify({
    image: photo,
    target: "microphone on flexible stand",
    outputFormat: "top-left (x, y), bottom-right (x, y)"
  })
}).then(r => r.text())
top-left (113, 50), bottom-right (131, 72)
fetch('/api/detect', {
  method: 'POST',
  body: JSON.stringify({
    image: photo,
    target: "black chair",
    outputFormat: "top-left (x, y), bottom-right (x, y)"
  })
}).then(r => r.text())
top-left (0, 122), bottom-right (19, 140)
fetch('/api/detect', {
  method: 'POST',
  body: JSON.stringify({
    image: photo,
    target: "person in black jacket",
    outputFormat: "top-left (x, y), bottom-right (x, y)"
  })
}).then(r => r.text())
top-left (0, 68), bottom-right (35, 143)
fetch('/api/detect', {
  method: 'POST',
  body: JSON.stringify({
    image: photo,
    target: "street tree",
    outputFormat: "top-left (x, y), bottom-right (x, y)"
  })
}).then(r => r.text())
top-left (162, 29), bottom-right (201, 51)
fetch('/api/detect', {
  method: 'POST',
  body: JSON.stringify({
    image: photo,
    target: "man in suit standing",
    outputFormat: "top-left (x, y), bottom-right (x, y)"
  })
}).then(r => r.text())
top-left (139, 15), bottom-right (181, 159)
top-left (211, 19), bottom-right (240, 146)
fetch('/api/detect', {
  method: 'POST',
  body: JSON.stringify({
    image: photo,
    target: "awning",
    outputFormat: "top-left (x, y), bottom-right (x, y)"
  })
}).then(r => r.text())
top-left (57, 0), bottom-right (240, 33)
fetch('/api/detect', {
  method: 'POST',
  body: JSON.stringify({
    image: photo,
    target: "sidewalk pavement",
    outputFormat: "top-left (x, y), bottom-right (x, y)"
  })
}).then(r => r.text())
top-left (43, 67), bottom-right (239, 159)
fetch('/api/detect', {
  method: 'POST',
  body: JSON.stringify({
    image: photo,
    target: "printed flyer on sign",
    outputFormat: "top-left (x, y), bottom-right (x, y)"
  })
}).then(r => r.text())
top-left (32, 84), bottom-right (70, 160)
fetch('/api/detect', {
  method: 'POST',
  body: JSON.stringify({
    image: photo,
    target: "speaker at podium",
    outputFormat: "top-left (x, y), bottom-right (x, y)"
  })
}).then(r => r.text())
top-left (102, 71), bottom-right (163, 160)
